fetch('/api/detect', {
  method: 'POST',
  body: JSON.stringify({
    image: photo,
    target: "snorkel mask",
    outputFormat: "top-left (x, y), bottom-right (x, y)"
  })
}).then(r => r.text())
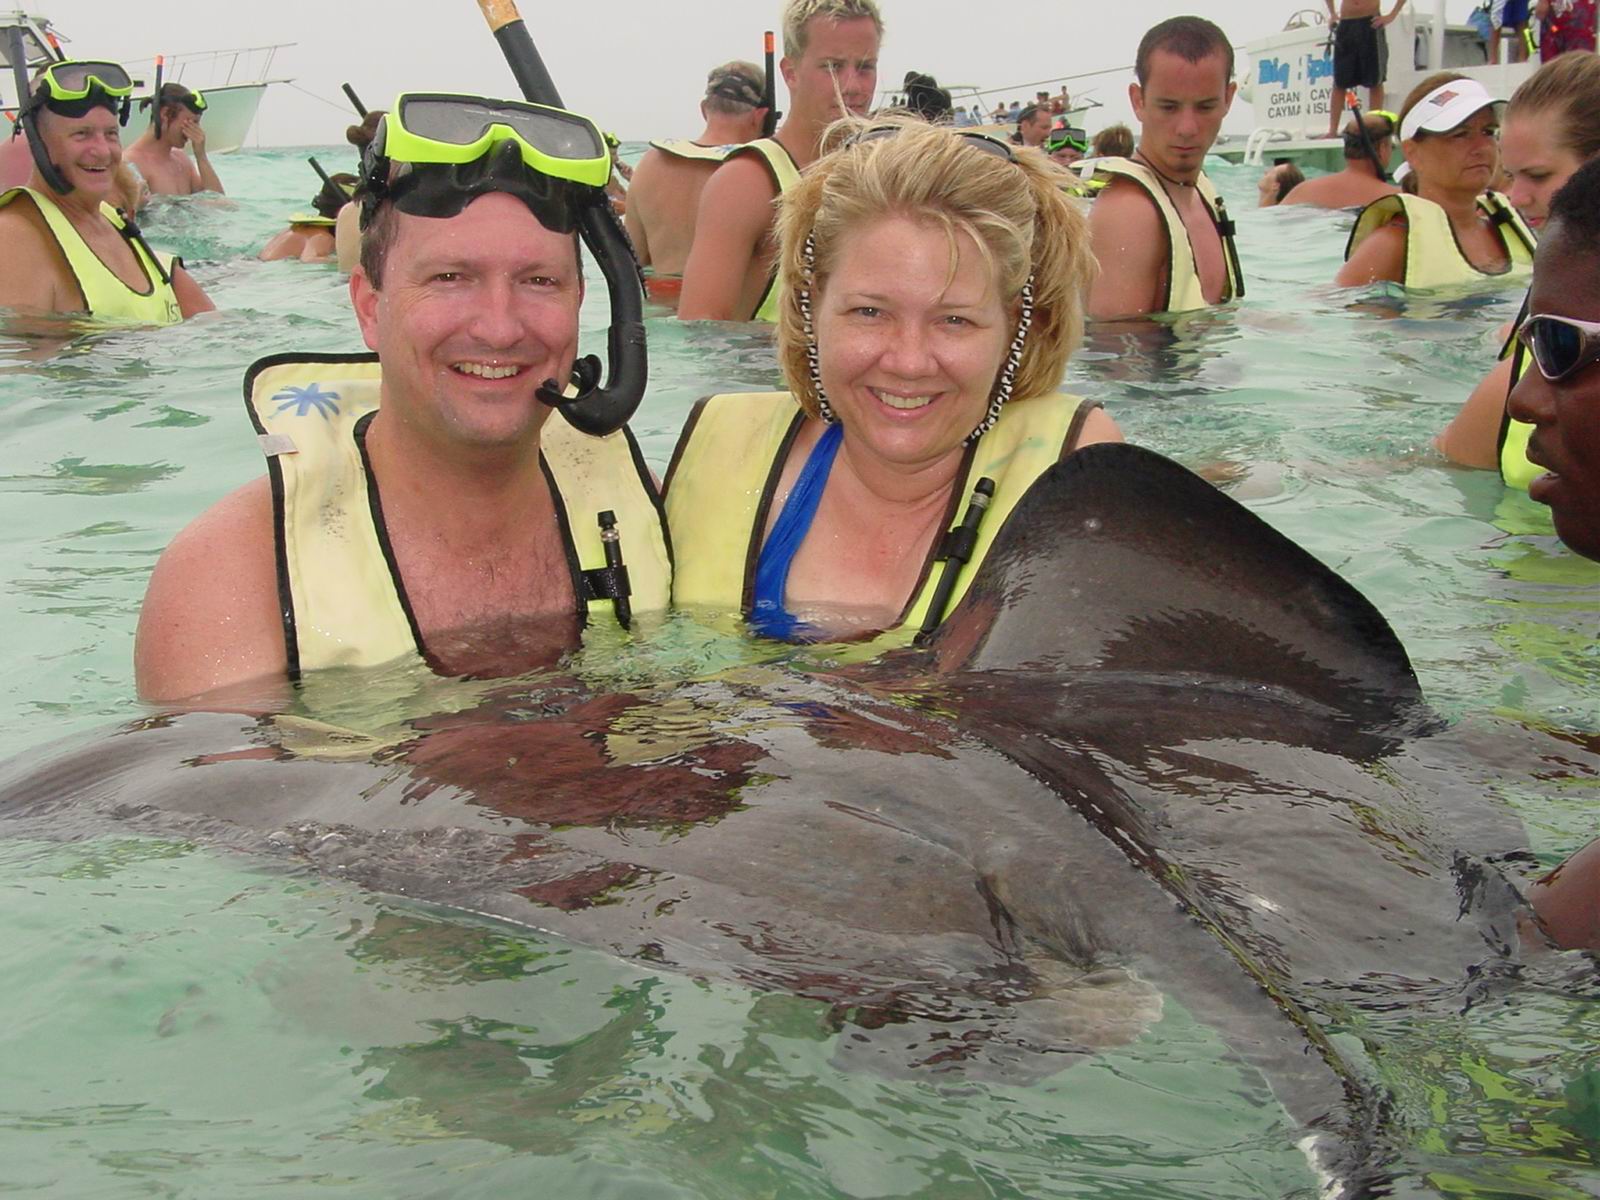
top-left (358, 92), bottom-right (643, 435)
top-left (14, 59), bottom-right (134, 195)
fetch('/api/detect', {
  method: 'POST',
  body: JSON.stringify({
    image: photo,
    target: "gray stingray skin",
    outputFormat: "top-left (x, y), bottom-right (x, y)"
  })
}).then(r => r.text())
top-left (1, 444), bottom-right (1590, 1195)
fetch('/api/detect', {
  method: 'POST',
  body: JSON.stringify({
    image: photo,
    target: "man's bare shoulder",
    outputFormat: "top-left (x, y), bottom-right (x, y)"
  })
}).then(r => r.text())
top-left (1091, 176), bottom-right (1164, 225)
top-left (701, 152), bottom-right (780, 211)
top-left (135, 476), bottom-right (287, 702)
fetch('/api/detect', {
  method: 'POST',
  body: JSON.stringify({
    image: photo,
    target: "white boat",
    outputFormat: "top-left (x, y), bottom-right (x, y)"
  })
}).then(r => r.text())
top-left (1213, 2), bottom-right (1539, 169)
top-left (0, 10), bottom-right (288, 153)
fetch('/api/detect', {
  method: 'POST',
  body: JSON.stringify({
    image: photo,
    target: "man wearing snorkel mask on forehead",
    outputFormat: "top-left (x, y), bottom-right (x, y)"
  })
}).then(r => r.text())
top-left (136, 94), bottom-right (671, 704)
top-left (124, 82), bottom-right (224, 196)
top-left (0, 60), bottom-right (212, 324)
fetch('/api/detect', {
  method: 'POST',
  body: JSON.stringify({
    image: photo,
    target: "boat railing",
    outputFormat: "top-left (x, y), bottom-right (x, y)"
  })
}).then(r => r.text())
top-left (117, 42), bottom-right (296, 90)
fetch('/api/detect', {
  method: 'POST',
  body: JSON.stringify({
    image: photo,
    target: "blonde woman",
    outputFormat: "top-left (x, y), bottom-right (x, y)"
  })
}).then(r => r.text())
top-left (664, 118), bottom-right (1122, 642)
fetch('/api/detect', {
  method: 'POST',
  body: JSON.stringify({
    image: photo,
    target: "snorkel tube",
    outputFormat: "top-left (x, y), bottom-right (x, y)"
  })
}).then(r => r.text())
top-left (8, 28), bottom-right (68, 194)
top-left (761, 30), bottom-right (779, 139)
top-left (341, 82), bottom-right (367, 117)
top-left (475, 0), bottom-right (645, 438)
top-left (151, 56), bottom-right (162, 140)
top-left (1344, 91), bottom-right (1391, 184)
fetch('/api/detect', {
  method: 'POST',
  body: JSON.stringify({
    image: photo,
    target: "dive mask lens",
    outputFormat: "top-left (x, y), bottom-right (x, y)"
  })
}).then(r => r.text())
top-left (44, 61), bottom-right (134, 100)
top-left (391, 93), bottom-right (610, 187)
top-left (1523, 315), bottom-right (1600, 383)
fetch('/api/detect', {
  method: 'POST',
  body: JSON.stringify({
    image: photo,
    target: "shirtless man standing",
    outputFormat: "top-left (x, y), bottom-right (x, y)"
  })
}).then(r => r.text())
top-left (1086, 16), bottom-right (1242, 320)
top-left (676, 0), bottom-right (881, 323)
top-left (125, 84), bottom-right (225, 196)
top-left (624, 61), bottom-right (768, 280)
top-left (1283, 112), bottom-right (1400, 207)
top-left (1324, 0), bottom-right (1408, 138)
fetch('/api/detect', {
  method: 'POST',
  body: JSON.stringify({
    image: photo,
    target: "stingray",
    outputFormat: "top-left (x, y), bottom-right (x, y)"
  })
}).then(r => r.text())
top-left (0, 443), bottom-right (1592, 1194)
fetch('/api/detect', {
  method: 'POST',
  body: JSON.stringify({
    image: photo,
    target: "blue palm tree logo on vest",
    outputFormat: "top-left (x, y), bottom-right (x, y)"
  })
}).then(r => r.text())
top-left (272, 383), bottom-right (341, 419)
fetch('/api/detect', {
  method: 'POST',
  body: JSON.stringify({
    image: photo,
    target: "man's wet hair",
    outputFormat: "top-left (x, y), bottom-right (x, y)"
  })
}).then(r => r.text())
top-left (781, 0), bottom-right (883, 58)
top-left (1548, 155), bottom-right (1600, 252)
top-left (704, 61), bottom-right (765, 115)
top-left (312, 173), bottom-right (357, 221)
top-left (347, 109), bottom-right (385, 150)
top-left (1092, 123), bottom-right (1135, 157)
top-left (1342, 112), bottom-right (1394, 159)
top-left (1017, 103), bottom-right (1043, 126)
top-left (1135, 16), bottom-right (1234, 86)
top-left (153, 82), bottom-right (200, 119)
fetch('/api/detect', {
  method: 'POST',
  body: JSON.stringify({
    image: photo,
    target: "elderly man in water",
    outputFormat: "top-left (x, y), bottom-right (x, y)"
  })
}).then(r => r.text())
top-left (0, 61), bottom-right (211, 324)
top-left (1505, 157), bottom-right (1600, 953)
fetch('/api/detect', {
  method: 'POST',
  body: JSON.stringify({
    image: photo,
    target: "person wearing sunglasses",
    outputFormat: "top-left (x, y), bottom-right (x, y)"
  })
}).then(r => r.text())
top-left (1338, 74), bottom-right (1536, 289)
top-left (1505, 159), bottom-right (1600, 954)
top-left (677, 0), bottom-right (882, 323)
top-left (664, 118), bottom-right (1122, 644)
top-left (1435, 52), bottom-right (1600, 489)
top-left (0, 60), bottom-right (211, 325)
top-left (136, 93), bottom-right (671, 702)
top-left (125, 82), bottom-right (224, 196)
top-left (1086, 17), bottom-right (1244, 320)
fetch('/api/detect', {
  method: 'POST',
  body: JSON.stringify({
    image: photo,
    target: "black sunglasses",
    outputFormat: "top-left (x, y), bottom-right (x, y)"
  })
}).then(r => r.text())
top-left (854, 126), bottom-right (1018, 163)
top-left (1518, 314), bottom-right (1600, 383)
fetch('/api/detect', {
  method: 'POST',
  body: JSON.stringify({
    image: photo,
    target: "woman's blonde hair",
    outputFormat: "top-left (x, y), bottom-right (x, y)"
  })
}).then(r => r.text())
top-left (774, 115), bottom-right (1096, 421)
top-left (1508, 51), bottom-right (1600, 162)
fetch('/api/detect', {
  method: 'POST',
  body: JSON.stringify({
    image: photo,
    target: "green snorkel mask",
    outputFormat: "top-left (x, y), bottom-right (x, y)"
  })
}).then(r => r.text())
top-left (359, 92), bottom-right (610, 231)
top-left (358, 91), bottom-right (644, 433)
top-left (1045, 126), bottom-right (1088, 155)
top-left (16, 59), bottom-right (135, 195)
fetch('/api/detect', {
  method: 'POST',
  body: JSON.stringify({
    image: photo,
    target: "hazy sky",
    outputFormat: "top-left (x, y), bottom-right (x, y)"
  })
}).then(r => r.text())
top-left (26, 0), bottom-right (1471, 146)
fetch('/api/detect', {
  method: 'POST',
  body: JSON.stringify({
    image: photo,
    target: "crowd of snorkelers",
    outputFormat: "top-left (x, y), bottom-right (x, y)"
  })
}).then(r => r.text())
top-left (0, 1), bottom-right (1597, 950)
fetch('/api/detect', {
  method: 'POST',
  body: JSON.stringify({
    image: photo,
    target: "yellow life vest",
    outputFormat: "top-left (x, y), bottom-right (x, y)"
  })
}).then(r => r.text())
top-left (244, 353), bottom-right (673, 679)
top-left (0, 186), bottom-right (181, 324)
top-left (1090, 157), bottom-right (1244, 313)
top-left (726, 138), bottom-right (802, 323)
top-left (1344, 191), bottom-right (1536, 290)
top-left (1497, 297), bottom-right (1538, 491)
top-left (663, 391), bottom-right (1096, 643)
top-left (648, 138), bottom-right (743, 164)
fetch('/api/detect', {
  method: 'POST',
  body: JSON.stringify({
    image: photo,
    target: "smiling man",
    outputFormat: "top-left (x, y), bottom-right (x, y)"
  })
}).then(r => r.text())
top-left (676, 0), bottom-right (883, 322)
top-left (0, 61), bottom-right (211, 324)
top-left (1086, 16), bottom-right (1244, 320)
top-left (135, 95), bottom-right (671, 703)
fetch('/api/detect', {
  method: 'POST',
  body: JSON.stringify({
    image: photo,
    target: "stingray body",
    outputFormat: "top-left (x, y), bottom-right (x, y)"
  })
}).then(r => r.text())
top-left (0, 445), bottom-right (1584, 1193)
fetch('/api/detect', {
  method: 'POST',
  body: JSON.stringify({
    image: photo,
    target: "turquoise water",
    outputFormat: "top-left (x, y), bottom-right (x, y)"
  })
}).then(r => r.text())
top-left (0, 146), bottom-right (1597, 1196)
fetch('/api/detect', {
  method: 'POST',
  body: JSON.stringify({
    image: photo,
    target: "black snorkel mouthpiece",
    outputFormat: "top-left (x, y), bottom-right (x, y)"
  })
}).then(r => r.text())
top-left (474, 0), bottom-right (645, 440)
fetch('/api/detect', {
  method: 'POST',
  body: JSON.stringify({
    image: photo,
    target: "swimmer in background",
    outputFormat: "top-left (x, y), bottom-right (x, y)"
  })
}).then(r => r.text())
top-left (677, 0), bottom-right (882, 322)
top-left (1323, 0), bottom-right (1406, 138)
top-left (124, 83), bottom-right (224, 196)
top-left (1086, 16), bottom-right (1243, 319)
top-left (625, 62), bottom-right (768, 280)
top-left (336, 110), bottom-right (384, 273)
top-left (1256, 161), bottom-right (1305, 206)
top-left (1090, 124), bottom-right (1134, 159)
top-left (258, 172), bottom-right (356, 263)
top-left (1282, 113), bottom-right (1401, 207)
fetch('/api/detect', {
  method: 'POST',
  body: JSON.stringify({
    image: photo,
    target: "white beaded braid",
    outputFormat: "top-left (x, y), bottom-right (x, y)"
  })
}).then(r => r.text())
top-left (798, 232), bottom-right (837, 424)
top-left (967, 273), bottom-right (1034, 444)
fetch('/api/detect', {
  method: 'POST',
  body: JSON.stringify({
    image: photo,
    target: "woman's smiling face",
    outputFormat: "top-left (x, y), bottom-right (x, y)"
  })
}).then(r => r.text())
top-left (814, 213), bottom-right (1013, 473)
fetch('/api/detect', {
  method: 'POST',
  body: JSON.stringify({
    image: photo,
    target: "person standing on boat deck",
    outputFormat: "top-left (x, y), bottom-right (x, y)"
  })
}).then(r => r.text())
top-left (1337, 75), bottom-right (1536, 289)
top-left (125, 83), bottom-right (224, 196)
top-left (135, 93), bottom-right (671, 703)
top-left (676, 0), bottom-right (882, 322)
top-left (1085, 16), bottom-right (1243, 320)
top-left (625, 61), bottom-right (768, 282)
top-left (1323, 0), bottom-right (1405, 139)
top-left (0, 62), bottom-right (211, 324)
top-left (1283, 112), bottom-right (1401, 207)
top-left (1011, 103), bottom-right (1051, 149)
